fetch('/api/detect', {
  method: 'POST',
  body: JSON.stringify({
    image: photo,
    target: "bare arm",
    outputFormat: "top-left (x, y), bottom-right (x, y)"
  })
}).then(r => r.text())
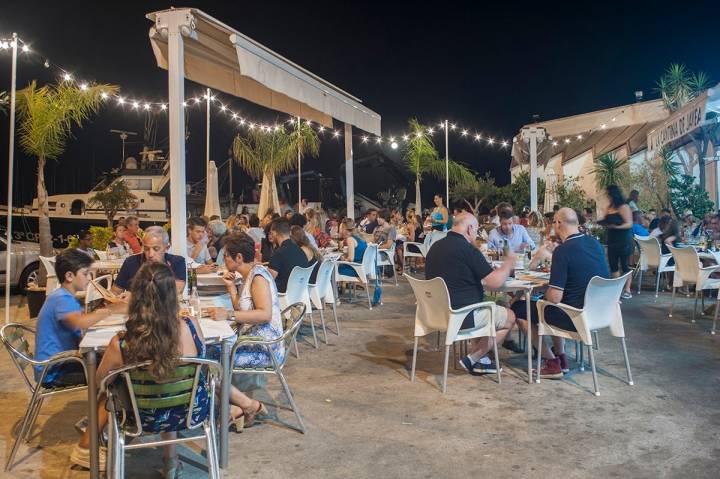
top-left (231, 276), bottom-right (273, 325)
top-left (544, 286), bottom-right (563, 304)
top-left (96, 335), bottom-right (125, 383)
top-left (62, 308), bottom-right (112, 330)
top-left (608, 205), bottom-right (633, 229)
top-left (482, 253), bottom-right (516, 289)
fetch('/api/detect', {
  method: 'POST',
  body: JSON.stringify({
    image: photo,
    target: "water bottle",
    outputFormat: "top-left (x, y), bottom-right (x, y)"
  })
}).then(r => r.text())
top-left (523, 247), bottom-right (531, 271)
top-left (502, 239), bottom-right (509, 258)
top-left (190, 286), bottom-right (201, 318)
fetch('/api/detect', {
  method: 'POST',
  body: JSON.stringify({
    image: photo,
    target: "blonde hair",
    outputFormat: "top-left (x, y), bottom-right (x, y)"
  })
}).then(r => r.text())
top-left (528, 211), bottom-right (544, 228)
top-left (341, 218), bottom-right (357, 235)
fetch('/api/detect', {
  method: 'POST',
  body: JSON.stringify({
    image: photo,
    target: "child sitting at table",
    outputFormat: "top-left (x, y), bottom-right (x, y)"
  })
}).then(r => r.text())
top-left (71, 262), bottom-right (206, 477)
top-left (34, 249), bottom-right (120, 388)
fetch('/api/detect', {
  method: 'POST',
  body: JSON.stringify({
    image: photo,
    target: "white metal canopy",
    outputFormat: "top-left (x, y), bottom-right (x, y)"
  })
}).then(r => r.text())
top-left (146, 8), bottom-right (379, 256)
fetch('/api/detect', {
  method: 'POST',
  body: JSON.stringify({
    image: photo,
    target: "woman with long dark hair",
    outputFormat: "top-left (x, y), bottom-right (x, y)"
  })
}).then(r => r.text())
top-left (600, 184), bottom-right (634, 298)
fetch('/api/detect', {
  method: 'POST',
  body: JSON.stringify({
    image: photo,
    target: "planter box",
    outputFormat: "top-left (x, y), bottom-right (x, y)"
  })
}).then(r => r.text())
top-left (26, 287), bottom-right (46, 319)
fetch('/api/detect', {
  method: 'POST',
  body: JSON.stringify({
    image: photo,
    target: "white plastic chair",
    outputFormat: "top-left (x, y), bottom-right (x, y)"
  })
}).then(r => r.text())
top-left (402, 230), bottom-right (446, 272)
top-left (335, 244), bottom-right (379, 310)
top-left (668, 245), bottom-right (720, 322)
top-left (405, 274), bottom-right (500, 393)
top-left (377, 242), bottom-right (398, 286)
top-left (309, 259), bottom-right (340, 337)
top-left (536, 273), bottom-right (634, 396)
top-left (84, 274), bottom-right (113, 312)
top-left (635, 235), bottom-right (675, 297)
top-left (278, 265), bottom-right (318, 348)
top-left (38, 255), bottom-right (59, 292)
top-left (95, 250), bottom-right (108, 261)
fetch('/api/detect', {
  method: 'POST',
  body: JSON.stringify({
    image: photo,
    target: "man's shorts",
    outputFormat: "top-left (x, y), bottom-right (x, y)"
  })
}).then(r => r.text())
top-left (460, 304), bottom-right (509, 330)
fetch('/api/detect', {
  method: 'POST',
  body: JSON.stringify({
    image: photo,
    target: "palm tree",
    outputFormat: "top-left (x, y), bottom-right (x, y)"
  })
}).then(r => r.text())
top-left (0, 91), bottom-right (8, 115)
top-left (232, 121), bottom-right (319, 215)
top-left (657, 63), bottom-right (710, 113)
top-left (590, 152), bottom-right (628, 190)
top-left (403, 118), bottom-right (474, 213)
top-left (16, 80), bottom-right (118, 267)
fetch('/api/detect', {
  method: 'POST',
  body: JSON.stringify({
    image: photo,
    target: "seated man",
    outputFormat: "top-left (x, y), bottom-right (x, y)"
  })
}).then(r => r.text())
top-left (75, 229), bottom-right (99, 260)
top-left (511, 208), bottom-right (609, 378)
top-left (112, 226), bottom-right (187, 295)
top-left (425, 212), bottom-right (517, 374)
top-left (488, 209), bottom-right (536, 253)
top-left (35, 249), bottom-right (122, 387)
top-left (268, 218), bottom-right (308, 293)
top-left (373, 208), bottom-right (397, 249)
top-left (187, 216), bottom-right (216, 274)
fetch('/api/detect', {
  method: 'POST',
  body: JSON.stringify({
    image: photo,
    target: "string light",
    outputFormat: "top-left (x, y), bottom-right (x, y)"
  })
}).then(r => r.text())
top-left (62, 73), bottom-right (72, 82)
top-left (79, 82), bottom-right (88, 91)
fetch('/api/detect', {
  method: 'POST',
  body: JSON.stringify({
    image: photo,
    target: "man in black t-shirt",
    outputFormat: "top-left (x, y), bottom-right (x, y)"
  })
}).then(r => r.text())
top-left (425, 212), bottom-right (517, 374)
top-left (268, 218), bottom-right (308, 293)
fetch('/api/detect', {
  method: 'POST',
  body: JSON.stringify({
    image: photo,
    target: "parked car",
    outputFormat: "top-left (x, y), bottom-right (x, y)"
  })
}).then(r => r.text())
top-left (0, 237), bottom-right (40, 291)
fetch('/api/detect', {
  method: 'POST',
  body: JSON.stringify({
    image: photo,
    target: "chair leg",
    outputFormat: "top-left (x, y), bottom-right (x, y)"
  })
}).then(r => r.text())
top-left (331, 300), bottom-right (340, 336)
top-left (365, 281), bottom-right (372, 310)
top-left (580, 344), bottom-right (585, 371)
top-left (592, 331), bottom-right (600, 351)
top-left (713, 299), bottom-right (719, 335)
top-left (24, 397), bottom-right (44, 443)
top-left (204, 422), bottom-right (220, 479)
top-left (5, 394), bottom-right (38, 471)
top-left (318, 308), bottom-right (329, 344)
top-left (637, 269), bottom-right (643, 294)
top-left (587, 343), bottom-right (600, 396)
top-left (277, 371), bottom-right (306, 433)
top-left (692, 290), bottom-right (698, 323)
top-left (292, 336), bottom-right (300, 359)
top-left (411, 337), bottom-right (419, 381)
top-left (116, 432), bottom-right (125, 479)
top-left (701, 290), bottom-right (705, 315)
top-left (307, 310), bottom-right (318, 348)
top-left (436, 331), bottom-right (441, 351)
top-left (669, 286), bottom-right (676, 317)
top-left (620, 337), bottom-right (634, 386)
top-left (393, 262), bottom-right (398, 287)
top-left (536, 332), bottom-right (543, 384)
top-left (492, 337), bottom-right (501, 384)
top-left (655, 270), bottom-right (661, 299)
top-left (442, 345), bottom-right (450, 394)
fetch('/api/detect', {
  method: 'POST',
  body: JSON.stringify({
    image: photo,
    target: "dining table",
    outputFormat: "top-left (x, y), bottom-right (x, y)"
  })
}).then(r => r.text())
top-left (90, 258), bottom-right (125, 274)
top-left (79, 293), bottom-right (237, 479)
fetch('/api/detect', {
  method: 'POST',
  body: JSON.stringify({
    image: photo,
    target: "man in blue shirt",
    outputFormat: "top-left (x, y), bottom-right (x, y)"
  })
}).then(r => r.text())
top-left (511, 208), bottom-right (609, 378)
top-left (35, 249), bottom-right (122, 387)
top-left (488, 209), bottom-right (536, 253)
top-left (112, 226), bottom-right (187, 295)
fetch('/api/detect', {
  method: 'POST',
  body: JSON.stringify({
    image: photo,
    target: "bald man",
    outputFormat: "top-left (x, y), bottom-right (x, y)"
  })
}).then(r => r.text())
top-left (425, 212), bottom-right (517, 374)
top-left (511, 208), bottom-right (609, 378)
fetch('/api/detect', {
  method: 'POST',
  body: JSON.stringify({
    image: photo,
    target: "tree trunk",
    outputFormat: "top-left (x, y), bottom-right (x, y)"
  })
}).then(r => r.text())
top-left (415, 175), bottom-right (422, 214)
top-left (37, 156), bottom-right (53, 287)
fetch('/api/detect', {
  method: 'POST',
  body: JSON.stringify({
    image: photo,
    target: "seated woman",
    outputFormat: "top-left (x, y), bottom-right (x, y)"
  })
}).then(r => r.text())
top-left (290, 225), bottom-right (321, 283)
top-left (71, 262), bottom-right (207, 477)
top-left (337, 218), bottom-right (368, 277)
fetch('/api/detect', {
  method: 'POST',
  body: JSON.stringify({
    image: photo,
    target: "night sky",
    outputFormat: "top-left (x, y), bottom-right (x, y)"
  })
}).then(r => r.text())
top-left (1, 0), bottom-right (719, 207)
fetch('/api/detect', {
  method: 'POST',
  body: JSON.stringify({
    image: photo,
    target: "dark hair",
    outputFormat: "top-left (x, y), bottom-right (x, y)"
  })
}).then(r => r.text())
top-left (290, 225), bottom-right (321, 261)
top-left (378, 208), bottom-right (392, 222)
top-left (553, 204), bottom-right (560, 212)
top-left (249, 214), bottom-right (260, 227)
top-left (56, 249), bottom-right (93, 282)
top-left (78, 229), bottom-right (92, 240)
top-left (499, 209), bottom-right (513, 221)
top-left (661, 208), bottom-right (672, 215)
top-left (188, 216), bottom-right (208, 229)
top-left (584, 207), bottom-right (593, 215)
top-left (113, 222), bottom-right (125, 232)
top-left (289, 213), bottom-right (307, 227)
top-left (629, 190), bottom-right (639, 200)
top-left (365, 208), bottom-right (377, 215)
top-left (632, 210), bottom-right (643, 224)
top-left (124, 262), bottom-right (180, 380)
top-left (209, 215), bottom-right (221, 221)
top-left (271, 218), bottom-right (292, 236)
top-left (606, 185), bottom-right (626, 208)
top-left (223, 233), bottom-right (256, 263)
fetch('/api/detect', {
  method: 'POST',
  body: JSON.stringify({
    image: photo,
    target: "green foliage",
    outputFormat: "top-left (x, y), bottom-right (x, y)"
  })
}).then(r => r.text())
top-left (656, 63), bottom-right (711, 113)
top-left (591, 152), bottom-right (628, 190)
top-left (669, 174), bottom-right (714, 218)
top-left (88, 180), bottom-right (138, 227)
top-left (492, 170), bottom-right (546, 212)
top-left (403, 119), bottom-right (474, 184)
top-left (66, 226), bottom-right (114, 250)
top-left (451, 173), bottom-right (496, 216)
top-left (554, 176), bottom-right (590, 211)
top-left (0, 90), bottom-right (7, 115)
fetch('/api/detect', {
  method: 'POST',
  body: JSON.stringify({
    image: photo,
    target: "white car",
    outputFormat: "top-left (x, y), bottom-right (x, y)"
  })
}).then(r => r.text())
top-left (0, 237), bottom-right (41, 291)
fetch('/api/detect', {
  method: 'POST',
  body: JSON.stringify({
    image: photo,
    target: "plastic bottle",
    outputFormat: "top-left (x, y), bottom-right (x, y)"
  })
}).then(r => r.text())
top-left (190, 286), bottom-right (201, 318)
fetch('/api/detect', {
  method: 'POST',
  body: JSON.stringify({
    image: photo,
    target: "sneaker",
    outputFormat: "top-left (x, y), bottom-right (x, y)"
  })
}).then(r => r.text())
top-left (557, 353), bottom-right (570, 373)
top-left (458, 356), bottom-right (475, 373)
top-left (535, 358), bottom-right (563, 379)
top-left (621, 291), bottom-right (633, 300)
top-left (472, 359), bottom-right (503, 374)
top-left (70, 444), bottom-right (107, 471)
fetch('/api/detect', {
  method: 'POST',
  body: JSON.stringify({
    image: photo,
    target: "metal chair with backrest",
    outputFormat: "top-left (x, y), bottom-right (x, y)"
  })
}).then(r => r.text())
top-left (335, 243), bottom-right (379, 310)
top-left (278, 265), bottom-right (319, 347)
top-left (102, 357), bottom-right (222, 479)
top-left (405, 274), bottom-right (500, 393)
top-left (309, 259), bottom-right (340, 337)
top-left (377, 242), bottom-right (398, 286)
top-left (84, 274), bottom-right (113, 312)
top-left (535, 273), bottom-right (634, 396)
top-left (230, 303), bottom-right (307, 433)
top-left (668, 245), bottom-right (720, 322)
top-left (634, 235), bottom-right (675, 297)
top-left (1, 323), bottom-right (89, 471)
top-left (39, 255), bottom-right (59, 292)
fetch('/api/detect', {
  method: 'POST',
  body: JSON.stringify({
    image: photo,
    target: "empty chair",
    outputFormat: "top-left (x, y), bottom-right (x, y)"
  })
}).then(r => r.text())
top-left (377, 242), bottom-right (398, 286)
top-left (635, 235), bottom-right (675, 297)
top-left (405, 274), bottom-right (500, 393)
top-left (102, 357), bottom-right (222, 479)
top-left (402, 230), bottom-right (446, 272)
top-left (39, 255), bottom-right (59, 292)
top-left (309, 259), bottom-right (340, 337)
top-left (84, 274), bottom-right (113, 312)
top-left (278, 265), bottom-right (319, 347)
top-left (535, 273), bottom-right (634, 396)
top-left (94, 250), bottom-right (108, 261)
top-left (336, 243), bottom-right (379, 310)
top-left (668, 245), bottom-right (720, 322)
top-left (230, 303), bottom-right (307, 433)
top-left (1, 323), bottom-right (89, 471)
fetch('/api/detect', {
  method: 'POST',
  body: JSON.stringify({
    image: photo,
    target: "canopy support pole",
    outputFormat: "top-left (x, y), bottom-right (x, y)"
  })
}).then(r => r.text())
top-left (445, 119), bottom-right (449, 207)
top-left (5, 33), bottom-right (17, 325)
top-left (297, 117), bottom-right (301, 210)
top-left (521, 126), bottom-right (546, 213)
top-left (206, 87), bottom-right (211, 192)
top-left (344, 123), bottom-right (354, 219)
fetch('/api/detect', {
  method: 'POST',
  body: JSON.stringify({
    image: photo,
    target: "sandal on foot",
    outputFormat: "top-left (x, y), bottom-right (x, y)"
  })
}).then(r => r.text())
top-left (163, 456), bottom-right (184, 479)
top-left (243, 400), bottom-right (268, 428)
top-left (229, 406), bottom-right (245, 432)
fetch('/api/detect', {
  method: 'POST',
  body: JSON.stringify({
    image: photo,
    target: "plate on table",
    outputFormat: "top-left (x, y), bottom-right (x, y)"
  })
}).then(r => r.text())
top-left (197, 271), bottom-right (241, 287)
top-left (89, 314), bottom-right (127, 329)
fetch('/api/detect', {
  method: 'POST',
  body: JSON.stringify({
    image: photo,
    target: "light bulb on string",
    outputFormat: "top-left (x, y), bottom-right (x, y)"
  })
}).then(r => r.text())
top-left (117, 97), bottom-right (125, 105)
top-left (362, 136), bottom-right (369, 143)
top-left (132, 101), bottom-right (140, 109)
top-left (391, 141), bottom-right (398, 150)
top-left (318, 126), bottom-right (325, 132)
top-left (333, 130), bottom-right (340, 138)
top-left (144, 103), bottom-right (151, 110)
top-left (475, 134), bottom-right (481, 141)
top-left (461, 129), bottom-right (468, 136)
top-left (402, 135), bottom-right (409, 141)
top-left (450, 124), bottom-right (456, 130)
top-left (375, 137), bottom-right (382, 144)
top-left (100, 92), bottom-right (108, 100)
top-left (182, 101), bottom-right (188, 107)
top-left (62, 73), bottom-right (72, 82)
top-left (22, 44), bottom-right (29, 53)
top-left (160, 104), bottom-right (167, 110)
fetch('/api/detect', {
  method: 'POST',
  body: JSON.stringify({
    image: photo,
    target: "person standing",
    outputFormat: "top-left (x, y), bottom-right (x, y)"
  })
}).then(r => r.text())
top-left (627, 190), bottom-right (640, 212)
top-left (430, 194), bottom-right (449, 231)
top-left (599, 185), bottom-right (634, 299)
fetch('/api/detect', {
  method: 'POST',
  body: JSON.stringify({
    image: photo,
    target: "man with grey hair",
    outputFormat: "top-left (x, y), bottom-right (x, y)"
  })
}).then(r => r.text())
top-left (124, 215), bottom-right (142, 254)
top-left (112, 225), bottom-right (187, 295)
top-left (426, 212), bottom-right (518, 374)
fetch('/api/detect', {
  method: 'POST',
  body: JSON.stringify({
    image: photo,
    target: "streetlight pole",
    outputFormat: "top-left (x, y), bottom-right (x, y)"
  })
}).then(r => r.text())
top-left (5, 33), bottom-right (18, 325)
top-left (297, 116), bottom-right (301, 210)
top-left (520, 126), bottom-right (547, 213)
top-left (445, 119), bottom-right (449, 207)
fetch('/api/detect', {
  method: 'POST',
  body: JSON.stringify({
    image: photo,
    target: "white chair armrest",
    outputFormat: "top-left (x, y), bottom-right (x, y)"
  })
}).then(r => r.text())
top-left (536, 300), bottom-right (586, 341)
top-left (698, 265), bottom-right (720, 287)
top-left (450, 301), bottom-right (496, 316)
top-left (536, 299), bottom-right (583, 316)
top-left (335, 261), bottom-right (365, 281)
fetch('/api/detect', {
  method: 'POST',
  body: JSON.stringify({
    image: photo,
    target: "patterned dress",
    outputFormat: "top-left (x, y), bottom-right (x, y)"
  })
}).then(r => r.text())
top-left (233, 265), bottom-right (285, 368)
top-left (118, 317), bottom-right (209, 433)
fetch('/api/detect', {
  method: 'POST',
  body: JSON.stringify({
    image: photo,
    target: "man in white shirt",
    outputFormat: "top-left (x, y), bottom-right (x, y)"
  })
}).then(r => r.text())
top-left (187, 216), bottom-right (215, 273)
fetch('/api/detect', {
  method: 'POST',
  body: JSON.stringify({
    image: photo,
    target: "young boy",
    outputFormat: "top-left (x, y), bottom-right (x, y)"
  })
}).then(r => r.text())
top-left (34, 249), bottom-right (122, 387)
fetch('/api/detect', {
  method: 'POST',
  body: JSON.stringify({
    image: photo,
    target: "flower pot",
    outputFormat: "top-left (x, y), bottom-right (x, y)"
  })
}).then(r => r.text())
top-left (26, 287), bottom-right (46, 319)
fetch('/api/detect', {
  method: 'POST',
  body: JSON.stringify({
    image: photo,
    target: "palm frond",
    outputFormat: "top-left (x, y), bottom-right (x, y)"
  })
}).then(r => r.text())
top-left (590, 152), bottom-right (628, 189)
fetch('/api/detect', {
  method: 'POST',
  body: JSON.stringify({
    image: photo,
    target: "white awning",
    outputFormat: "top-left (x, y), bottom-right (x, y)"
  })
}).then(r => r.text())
top-left (147, 8), bottom-right (381, 135)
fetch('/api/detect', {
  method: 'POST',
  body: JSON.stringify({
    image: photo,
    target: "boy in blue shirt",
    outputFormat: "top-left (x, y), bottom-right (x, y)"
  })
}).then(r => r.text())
top-left (35, 249), bottom-right (123, 387)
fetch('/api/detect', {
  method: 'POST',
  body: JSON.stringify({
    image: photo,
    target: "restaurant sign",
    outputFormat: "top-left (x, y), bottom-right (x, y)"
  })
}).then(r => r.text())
top-left (647, 97), bottom-right (707, 151)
